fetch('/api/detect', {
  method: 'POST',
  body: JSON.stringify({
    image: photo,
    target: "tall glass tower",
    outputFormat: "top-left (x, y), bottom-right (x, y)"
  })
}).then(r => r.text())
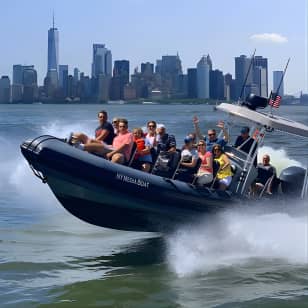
top-left (47, 15), bottom-right (59, 73)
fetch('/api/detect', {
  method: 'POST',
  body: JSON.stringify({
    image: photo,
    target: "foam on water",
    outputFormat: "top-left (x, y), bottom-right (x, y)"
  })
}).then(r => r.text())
top-left (1, 120), bottom-right (92, 210)
top-left (167, 146), bottom-right (307, 277)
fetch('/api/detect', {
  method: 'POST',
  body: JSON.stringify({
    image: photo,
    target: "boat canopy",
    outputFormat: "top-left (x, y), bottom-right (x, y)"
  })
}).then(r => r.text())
top-left (217, 103), bottom-right (308, 138)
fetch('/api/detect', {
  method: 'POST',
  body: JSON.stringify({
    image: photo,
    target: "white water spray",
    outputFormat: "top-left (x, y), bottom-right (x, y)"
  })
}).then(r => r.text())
top-left (167, 146), bottom-right (307, 277)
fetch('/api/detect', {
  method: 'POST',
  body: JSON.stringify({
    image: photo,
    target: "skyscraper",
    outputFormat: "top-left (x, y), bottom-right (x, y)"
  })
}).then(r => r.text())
top-left (273, 71), bottom-right (284, 96)
top-left (91, 44), bottom-right (112, 78)
top-left (47, 15), bottom-right (59, 73)
top-left (235, 55), bottom-right (253, 99)
top-left (253, 56), bottom-right (268, 97)
top-left (0, 76), bottom-right (11, 103)
top-left (187, 68), bottom-right (197, 98)
top-left (197, 56), bottom-right (210, 99)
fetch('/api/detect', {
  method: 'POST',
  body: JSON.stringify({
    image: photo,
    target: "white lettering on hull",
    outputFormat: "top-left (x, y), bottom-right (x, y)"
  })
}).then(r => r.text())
top-left (116, 173), bottom-right (150, 189)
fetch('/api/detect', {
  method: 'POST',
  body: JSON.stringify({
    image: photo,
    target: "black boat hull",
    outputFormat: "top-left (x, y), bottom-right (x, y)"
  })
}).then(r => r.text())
top-left (20, 136), bottom-right (238, 232)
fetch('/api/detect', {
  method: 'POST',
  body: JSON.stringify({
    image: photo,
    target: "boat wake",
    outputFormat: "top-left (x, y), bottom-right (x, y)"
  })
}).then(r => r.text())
top-left (166, 202), bottom-right (308, 277)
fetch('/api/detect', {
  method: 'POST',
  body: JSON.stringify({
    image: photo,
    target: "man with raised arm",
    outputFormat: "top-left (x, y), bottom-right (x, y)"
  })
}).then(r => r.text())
top-left (193, 116), bottom-right (229, 152)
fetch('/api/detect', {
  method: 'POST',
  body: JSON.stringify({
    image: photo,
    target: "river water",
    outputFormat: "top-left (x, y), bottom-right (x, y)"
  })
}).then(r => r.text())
top-left (1, 103), bottom-right (308, 307)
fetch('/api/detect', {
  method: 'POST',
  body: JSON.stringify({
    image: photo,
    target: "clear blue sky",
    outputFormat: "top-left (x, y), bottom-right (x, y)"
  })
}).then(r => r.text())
top-left (0, 0), bottom-right (307, 94)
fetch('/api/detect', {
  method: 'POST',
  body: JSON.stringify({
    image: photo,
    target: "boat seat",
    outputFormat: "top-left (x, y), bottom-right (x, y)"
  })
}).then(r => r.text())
top-left (152, 150), bottom-right (181, 178)
top-left (174, 157), bottom-right (202, 183)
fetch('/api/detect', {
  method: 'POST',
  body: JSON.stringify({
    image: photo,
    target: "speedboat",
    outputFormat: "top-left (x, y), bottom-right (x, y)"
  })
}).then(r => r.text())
top-left (20, 95), bottom-right (308, 232)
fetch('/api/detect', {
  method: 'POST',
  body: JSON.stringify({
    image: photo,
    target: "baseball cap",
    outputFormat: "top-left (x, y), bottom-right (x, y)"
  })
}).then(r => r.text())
top-left (184, 136), bottom-right (193, 143)
top-left (157, 124), bottom-right (165, 129)
top-left (241, 126), bottom-right (250, 134)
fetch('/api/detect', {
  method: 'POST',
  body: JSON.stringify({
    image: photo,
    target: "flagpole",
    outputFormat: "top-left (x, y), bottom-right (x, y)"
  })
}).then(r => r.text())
top-left (275, 58), bottom-right (290, 97)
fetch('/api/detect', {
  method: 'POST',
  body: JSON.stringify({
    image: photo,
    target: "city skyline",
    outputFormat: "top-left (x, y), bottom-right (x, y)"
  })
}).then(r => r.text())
top-left (0, 0), bottom-right (307, 94)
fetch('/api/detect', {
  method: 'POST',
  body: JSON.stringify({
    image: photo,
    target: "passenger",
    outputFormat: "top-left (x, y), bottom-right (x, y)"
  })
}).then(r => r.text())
top-left (70, 110), bottom-right (115, 145)
top-left (77, 119), bottom-right (133, 164)
top-left (234, 126), bottom-right (255, 154)
top-left (112, 117), bottom-right (120, 135)
top-left (182, 132), bottom-right (197, 150)
top-left (145, 120), bottom-right (157, 147)
top-left (195, 140), bottom-right (213, 185)
top-left (193, 115), bottom-right (229, 152)
top-left (132, 127), bottom-right (152, 172)
top-left (254, 154), bottom-right (277, 194)
top-left (212, 144), bottom-right (233, 190)
top-left (156, 124), bottom-right (176, 154)
top-left (175, 137), bottom-right (199, 182)
top-left (234, 126), bottom-right (257, 165)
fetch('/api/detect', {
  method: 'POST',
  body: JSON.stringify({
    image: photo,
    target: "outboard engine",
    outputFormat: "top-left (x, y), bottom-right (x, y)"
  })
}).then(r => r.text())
top-left (241, 94), bottom-right (268, 110)
top-left (279, 166), bottom-right (306, 196)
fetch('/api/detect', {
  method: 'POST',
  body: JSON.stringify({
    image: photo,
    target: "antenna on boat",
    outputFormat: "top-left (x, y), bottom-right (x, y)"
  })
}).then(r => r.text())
top-left (268, 58), bottom-right (290, 115)
top-left (238, 49), bottom-right (256, 104)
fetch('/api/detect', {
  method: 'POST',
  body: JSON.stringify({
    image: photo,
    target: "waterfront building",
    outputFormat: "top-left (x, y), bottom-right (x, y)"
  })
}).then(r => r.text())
top-left (58, 65), bottom-right (68, 96)
top-left (91, 44), bottom-right (112, 78)
top-left (273, 71), bottom-right (284, 97)
top-left (123, 83), bottom-right (137, 100)
top-left (235, 55), bottom-right (253, 99)
top-left (22, 66), bottom-right (38, 103)
top-left (187, 68), bottom-right (197, 98)
top-left (224, 73), bottom-right (237, 101)
top-left (253, 56), bottom-right (268, 96)
top-left (47, 15), bottom-right (59, 88)
top-left (73, 68), bottom-right (79, 84)
top-left (98, 74), bottom-right (111, 101)
top-left (210, 69), bottom-right (224, 100)
top-left (197, 56), bottom-right (210, 99)
top-left (12, 84), bottom-right (23, 102)
top-left (113, 60), bottom-right (129, 99)
top-left (0, 76), bottom-right (11, 103)
top-left (154, 54), bottom-right (183, 97)
top-left (253, 66), bottom-right (267, 97)
top-left (177, 74), bottom-right (188, 98)
top-left (141, 62), bottom-right (154, 76)
top-left (13, 65), bottom-right (23, 84)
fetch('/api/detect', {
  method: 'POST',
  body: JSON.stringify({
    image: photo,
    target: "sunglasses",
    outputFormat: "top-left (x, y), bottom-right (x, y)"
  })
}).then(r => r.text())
top-left (148, 125), bottom-right (156, 128)
top-left (198, 144), bottom-right (205, 146)
top-left (208, 133), bottom-right (215, 136)
top-left (112, 121), bottom-right (118, 124)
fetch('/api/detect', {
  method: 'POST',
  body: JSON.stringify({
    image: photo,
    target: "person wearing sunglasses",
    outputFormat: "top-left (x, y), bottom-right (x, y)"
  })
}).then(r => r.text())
top-left (68, 110), bottom-right (115, 146)
top-left (212, 144), bottom-right (232, 190)
top-left (193, 115), bottom-right (229, 152)
top-left (195, 141), bottom-right (213, 185)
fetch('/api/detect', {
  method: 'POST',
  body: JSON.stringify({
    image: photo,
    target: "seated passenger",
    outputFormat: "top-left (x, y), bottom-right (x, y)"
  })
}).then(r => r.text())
top-left (144, 121), bottom-right (157, 147)
top-left (195, 140), bottom-right (213, 185)
top-left (132, 127), bottom-right (152, 172)
top-left (175, 136), bottom-right (199, 182)
top-left (254, 154), bottom-right (277, 194)
top-left (77, 119), bottom-right (133, 164)
top-left (212, 144), bottom-right (233, 190)
top-left (156, 124), bottom-right (176, 154)
top-left (112, 117), bottom-right (120, 135)
top-left (69, 110), bottom-right (115, 145)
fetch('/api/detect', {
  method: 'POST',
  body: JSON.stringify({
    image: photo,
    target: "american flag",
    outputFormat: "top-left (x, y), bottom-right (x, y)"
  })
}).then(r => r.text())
top-left (269, 94), bottom-right (282, 108)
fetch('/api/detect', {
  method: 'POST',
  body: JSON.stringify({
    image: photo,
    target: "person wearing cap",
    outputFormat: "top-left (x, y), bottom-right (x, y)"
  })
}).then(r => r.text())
top-left (193, 116), bottom-right (229, 152)
top-left (234, 126), bottom-right (255, 154)
top-left (112, 117), bottom-right (120, 135)
top-left (156, 124), bottom-right (176, 154)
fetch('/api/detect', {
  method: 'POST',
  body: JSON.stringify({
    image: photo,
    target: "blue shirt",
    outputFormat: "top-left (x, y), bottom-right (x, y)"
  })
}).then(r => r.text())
top-left (206, 138), bottom-right (227, 152)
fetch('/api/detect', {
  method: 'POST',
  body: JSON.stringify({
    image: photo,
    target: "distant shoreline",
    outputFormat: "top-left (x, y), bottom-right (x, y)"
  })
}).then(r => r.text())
top-left (1, 98), bottom-right (306, 105)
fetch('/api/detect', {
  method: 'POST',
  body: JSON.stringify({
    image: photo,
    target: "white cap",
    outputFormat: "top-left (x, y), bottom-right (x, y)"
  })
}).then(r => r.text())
top-left (157, 124), bottom-right (165, 129)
